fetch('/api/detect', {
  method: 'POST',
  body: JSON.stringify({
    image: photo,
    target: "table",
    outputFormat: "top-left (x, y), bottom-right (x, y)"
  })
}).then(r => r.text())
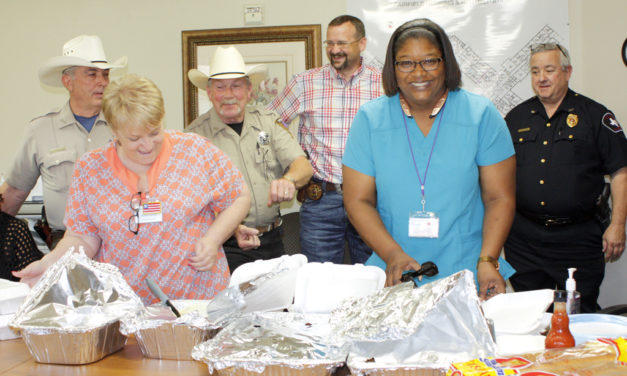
top-left (0, 336), bottom-right (209, 375)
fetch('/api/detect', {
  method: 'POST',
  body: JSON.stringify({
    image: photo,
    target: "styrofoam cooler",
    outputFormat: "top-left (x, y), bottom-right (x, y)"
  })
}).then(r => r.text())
top-left (291, 262), bottom-right (386, 313)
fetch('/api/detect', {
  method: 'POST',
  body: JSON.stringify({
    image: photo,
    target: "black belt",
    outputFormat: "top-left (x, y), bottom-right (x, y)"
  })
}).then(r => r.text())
top-left (518, 210), bottom-right (593, 227)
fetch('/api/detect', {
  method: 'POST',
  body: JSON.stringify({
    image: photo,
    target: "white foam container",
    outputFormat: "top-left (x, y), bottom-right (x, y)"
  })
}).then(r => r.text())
top-left (291, 262), bottom-right (386, 314)
top-left (0, 314), bottom-right (20, 340)
top-left (229, 254), bottom-right (308, 287)
top-left (0, 279), bottom-right (30, 315)
top-left (229, 254), bottom-right (308, 313)
top-left (481, 289), bottom-right (553, 335)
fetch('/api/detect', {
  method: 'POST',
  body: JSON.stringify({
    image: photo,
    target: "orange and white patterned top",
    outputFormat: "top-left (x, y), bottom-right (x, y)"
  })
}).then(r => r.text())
top-left (65, 130), bottom-right (244, 304)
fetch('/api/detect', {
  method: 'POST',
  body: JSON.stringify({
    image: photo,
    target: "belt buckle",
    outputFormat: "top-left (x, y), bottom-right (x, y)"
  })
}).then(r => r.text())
top-left (305, 182), bottom-right (323, 200)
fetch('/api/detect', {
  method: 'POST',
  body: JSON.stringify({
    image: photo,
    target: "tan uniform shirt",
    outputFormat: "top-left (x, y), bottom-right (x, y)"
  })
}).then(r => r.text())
top-left (6, 101), bottom-right (112, 230)
top-left (187, 106), bottom-right (305, 227)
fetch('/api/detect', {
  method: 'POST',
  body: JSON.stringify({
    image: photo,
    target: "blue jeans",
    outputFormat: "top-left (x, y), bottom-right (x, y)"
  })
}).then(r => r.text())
top-left (299, 190), bottom-right (372, 264)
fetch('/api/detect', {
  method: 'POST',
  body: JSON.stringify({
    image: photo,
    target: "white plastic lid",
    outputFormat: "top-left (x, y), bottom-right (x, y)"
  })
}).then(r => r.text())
top-left (566, 267), bottom-right (577, 291)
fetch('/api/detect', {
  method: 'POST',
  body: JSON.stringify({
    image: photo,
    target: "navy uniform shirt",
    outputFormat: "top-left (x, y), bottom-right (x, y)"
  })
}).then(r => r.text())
top-left (506, 89), bottom-right (627, 219)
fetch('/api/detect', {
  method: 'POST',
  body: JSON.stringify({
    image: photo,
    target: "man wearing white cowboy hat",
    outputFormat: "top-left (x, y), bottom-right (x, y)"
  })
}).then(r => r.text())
top-left (187, 45), bottom-right (313, 272)
top-left (0, 35), bottom-right (126, 249)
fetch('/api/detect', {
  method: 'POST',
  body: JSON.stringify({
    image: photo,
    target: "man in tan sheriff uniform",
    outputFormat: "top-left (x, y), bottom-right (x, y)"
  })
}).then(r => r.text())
top-left (187, 46), bottom-right (313, 272)
top-left (0, 35), bottom-right (126, 248)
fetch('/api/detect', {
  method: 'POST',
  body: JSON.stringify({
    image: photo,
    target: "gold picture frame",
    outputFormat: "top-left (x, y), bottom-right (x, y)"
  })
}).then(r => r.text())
top-left (182, 24), bottom-right (322, 126)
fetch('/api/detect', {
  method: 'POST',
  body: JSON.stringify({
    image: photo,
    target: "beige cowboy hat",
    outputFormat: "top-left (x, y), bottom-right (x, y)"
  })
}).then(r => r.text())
top-left (39, 35), bottom-right (127, 87)
top-left (188, 45), bottom-right (267, 90)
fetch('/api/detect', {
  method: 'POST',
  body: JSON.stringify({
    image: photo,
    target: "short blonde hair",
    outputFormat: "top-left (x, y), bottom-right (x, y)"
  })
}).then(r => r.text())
top-left (102, 74), bottom-right (164, 131)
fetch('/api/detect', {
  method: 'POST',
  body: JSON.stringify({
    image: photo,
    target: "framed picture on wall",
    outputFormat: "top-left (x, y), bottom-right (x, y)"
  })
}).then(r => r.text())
top-left (182, 25), bottom-right (322, 126)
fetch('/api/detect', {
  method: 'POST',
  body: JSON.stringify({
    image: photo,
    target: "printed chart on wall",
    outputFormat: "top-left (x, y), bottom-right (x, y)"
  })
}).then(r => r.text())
top-left (347, 0), bottom-right (569, 115)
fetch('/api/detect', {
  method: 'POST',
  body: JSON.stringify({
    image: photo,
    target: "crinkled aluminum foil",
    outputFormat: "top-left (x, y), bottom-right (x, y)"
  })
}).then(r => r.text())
top-left (120, 300), bottom-right (218, 333)
top-left (120, 300), bottom-right (221, 360)
top-left (8, 247), bottom-right (143, 364)
top-left (204, 257), bottom-right (301, 326)
top-left (331, 270), bottom-right (495, 368)
top-left (9, 247), bottom-right (144, 333)
top-left (192, 312), bottom-right (349, 374)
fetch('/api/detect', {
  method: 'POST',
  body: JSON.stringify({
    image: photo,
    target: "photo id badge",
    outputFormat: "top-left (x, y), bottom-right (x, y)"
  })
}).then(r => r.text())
top-left (408, 211), bottom-right (439, 238)
top-left (138, 200), bottom-right (163, 224)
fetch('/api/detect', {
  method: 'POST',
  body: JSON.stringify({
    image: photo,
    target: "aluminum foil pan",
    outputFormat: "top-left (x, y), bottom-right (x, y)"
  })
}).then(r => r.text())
top-left (331, 270), bottom-right (495, 369)
top-left (192, 312), bottom-right (349, 375)
top-left (9, 247), bottom-right (144, 364)
top-left (121, 300), bottom-right (221, 360)
top-left (20, 320), bottom-right (127, 365)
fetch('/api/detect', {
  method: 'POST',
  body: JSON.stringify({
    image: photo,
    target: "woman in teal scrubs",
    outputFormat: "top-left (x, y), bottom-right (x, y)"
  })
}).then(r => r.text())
top-left (342, 18), bottom-right (516, 299)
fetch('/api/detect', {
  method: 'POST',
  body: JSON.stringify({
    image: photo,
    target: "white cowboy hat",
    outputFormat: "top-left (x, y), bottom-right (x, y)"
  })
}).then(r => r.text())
top-left (38, 35), bottom-right (127, 87)
top-left (188, 45), bottom-right (267, 90)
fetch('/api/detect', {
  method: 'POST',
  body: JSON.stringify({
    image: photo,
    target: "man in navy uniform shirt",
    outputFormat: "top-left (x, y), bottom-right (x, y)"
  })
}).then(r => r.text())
top-left (504, 43), bottom-right (627, 313)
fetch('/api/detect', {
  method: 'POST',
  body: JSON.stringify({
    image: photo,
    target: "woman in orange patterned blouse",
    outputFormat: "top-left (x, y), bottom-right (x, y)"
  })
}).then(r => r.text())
top-left (14, 74), bottom-right (251, 304)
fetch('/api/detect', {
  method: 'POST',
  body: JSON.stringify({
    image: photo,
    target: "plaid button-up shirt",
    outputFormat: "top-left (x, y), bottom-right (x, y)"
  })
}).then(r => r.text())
top-left (268, 61), bottom-right (383, 183)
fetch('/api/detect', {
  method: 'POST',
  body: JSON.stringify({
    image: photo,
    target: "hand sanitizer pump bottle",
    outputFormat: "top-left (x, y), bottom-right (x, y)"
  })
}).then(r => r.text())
top-left (565, 267), bottom-right (581, 314)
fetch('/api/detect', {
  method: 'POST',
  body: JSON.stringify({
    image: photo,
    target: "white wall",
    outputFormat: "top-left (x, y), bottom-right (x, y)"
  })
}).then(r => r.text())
top-left (1, 0), bottom-right (625, 306)
top-left (0, 0), bottom-right (344, 176)
top-left (568, 0), bottom-right (627, 309)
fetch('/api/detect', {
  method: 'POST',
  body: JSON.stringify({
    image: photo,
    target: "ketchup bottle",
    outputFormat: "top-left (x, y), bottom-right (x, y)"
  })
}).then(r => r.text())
top-left (545, 290), bottom-right (575, 349)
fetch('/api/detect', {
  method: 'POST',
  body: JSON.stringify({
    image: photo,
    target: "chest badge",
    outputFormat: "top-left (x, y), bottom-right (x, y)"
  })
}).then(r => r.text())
top-left (566, 114), bottom-right (578, 128)
top-left (257, 131), bottom-right (270, 146)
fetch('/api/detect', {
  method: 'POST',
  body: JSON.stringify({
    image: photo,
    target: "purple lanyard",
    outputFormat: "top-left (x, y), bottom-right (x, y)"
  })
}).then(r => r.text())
top-left (402, 100), bottom-right (446, 212)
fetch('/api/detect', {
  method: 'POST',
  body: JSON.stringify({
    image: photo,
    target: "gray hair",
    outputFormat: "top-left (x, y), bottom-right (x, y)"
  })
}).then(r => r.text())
top-left (530, 43), bottom-right (571, 70)
top-left (62, 66), bottom-right (78, 78)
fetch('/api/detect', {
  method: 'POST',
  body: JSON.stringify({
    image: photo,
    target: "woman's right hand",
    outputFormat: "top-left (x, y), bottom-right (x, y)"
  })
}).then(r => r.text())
top-left (12, 256), bottom-right (53, 287)
top-left (234, 225), bottom-right (260, 250)
top-left (384, 249), bottom-right (422, 287)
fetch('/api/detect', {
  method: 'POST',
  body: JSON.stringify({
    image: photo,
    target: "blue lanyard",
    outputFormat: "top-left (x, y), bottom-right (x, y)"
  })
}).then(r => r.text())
top-left (402, 99), bottom-right (446, 212)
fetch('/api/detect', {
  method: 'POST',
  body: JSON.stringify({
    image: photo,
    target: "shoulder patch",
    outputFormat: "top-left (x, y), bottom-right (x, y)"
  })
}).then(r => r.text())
top-left (602, 112), bottom-right (623, 133)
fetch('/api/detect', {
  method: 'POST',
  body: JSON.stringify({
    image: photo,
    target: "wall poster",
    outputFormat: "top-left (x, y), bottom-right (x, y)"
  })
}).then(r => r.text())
top-left (347, 0), bottom-right (569, 115)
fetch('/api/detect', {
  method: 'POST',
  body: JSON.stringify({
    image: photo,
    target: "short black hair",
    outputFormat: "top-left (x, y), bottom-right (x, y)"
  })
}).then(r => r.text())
top-left (328, 15), bottom-right (366, 39)
top-left (382, 18), bottom-right (462, 96)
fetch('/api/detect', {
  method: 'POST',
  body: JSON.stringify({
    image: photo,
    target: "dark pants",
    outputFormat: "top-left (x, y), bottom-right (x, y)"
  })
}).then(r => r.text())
top-left (504, 212), bottom-right (605, 313)
top-left (223, 226), bottom-right (285, 273)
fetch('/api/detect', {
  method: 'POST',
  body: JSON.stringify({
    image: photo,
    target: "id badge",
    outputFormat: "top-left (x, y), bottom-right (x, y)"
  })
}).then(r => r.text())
top-left (138, 200), bottom-right (163, 224)
top-left (408, 211), bottom-right (439, 238)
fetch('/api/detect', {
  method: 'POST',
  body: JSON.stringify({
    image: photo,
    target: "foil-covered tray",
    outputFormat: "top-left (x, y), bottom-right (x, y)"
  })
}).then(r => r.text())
top-left (121, 300), bottom-right (221, 360)
top-left (192, 311), bottom-right (349, 375)
top-left (9, 248), bottom-right (144, 364)
top-left (21, 320), bottom-right (127, 364)
top-left (331, 270), bottom-right (495, 370)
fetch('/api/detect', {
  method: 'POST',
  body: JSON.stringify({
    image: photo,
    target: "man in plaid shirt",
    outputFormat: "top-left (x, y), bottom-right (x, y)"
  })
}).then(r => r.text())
top-left (268, 15), bottom-right (383, 264)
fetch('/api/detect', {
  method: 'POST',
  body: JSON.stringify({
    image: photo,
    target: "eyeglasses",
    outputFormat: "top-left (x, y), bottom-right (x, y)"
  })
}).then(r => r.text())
top-left (323, 39), bottom-right (361, 48)
top-left (395, 57), bottom-right (443, 73)
top-left (530, 43), bottom-right (569, 58)
top-left (128, 192), bottom-right (142, 235)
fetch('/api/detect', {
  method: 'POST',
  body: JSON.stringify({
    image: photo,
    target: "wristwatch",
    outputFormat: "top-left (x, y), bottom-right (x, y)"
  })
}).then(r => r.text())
top-left (477, 255), bottom-right (500, 271)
